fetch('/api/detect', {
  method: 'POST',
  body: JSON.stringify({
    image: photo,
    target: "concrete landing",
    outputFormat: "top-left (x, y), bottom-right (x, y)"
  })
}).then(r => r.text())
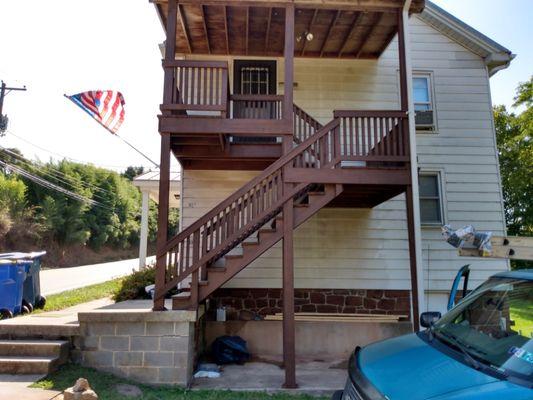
top-left (0, 374), bottom-right (61, 399)
top-left (192, 361), bottom-right (346, 397)
top-left (0, 298), bottom-right (113, 338)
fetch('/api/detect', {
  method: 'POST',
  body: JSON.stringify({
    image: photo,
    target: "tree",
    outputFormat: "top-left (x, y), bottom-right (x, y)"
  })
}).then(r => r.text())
top-left (122, 166), bottom-right (144, 181)
top-left (494, 77), bottom-right (533, 268)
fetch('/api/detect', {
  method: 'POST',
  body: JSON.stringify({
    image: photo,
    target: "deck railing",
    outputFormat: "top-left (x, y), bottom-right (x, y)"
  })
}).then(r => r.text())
top-left (334, 110), bottom-right (409, 162)
top-left (231, 94), bottom-right (283, 120)
top-left (161, 60), bottom-right (229, 116)
top-left (155, 109), bottom-right (410, 303)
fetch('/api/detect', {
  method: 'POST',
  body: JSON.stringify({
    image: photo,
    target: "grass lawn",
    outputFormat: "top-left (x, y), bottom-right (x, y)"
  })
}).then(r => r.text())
top-left (33, 278), bottom-right (124, 313)
top-left (32, 364), bottom-right (327, 400)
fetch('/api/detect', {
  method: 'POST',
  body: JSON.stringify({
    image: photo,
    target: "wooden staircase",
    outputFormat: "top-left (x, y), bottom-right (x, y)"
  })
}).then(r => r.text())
top-left (173, 183), bottom-right (342, 309)
top-left (155, 107), bottom-right (409, 311)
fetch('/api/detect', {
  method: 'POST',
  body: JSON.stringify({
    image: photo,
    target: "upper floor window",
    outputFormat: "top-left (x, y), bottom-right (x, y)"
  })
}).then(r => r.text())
top-left (413, 74), bottom-right (435, 131)
top-left (419, 173), bottom-right (443, 225)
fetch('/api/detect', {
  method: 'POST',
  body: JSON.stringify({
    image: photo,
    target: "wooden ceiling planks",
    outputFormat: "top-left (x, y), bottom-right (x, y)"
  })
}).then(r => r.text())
top-left (168, 1), bottom-right (424, 59)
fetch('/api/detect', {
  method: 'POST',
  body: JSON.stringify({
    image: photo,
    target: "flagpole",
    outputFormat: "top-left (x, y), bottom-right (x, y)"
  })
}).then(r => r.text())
top-left (117, 136), bottom-right (160, 168)
top-left (64, 94), bottom-right (159, 169)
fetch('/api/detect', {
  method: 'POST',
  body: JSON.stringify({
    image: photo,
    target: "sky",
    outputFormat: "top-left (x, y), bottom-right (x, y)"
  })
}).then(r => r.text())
top-left (0, 0), bottom-right (531, 172)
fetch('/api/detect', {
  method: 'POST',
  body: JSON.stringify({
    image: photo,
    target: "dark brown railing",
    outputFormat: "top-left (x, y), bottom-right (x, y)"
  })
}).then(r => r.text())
top-left (334, 110), bottom-right (409, 162)
top-left (231, 94), bottom-right (284, 120)
top-left (293, 103), bottom-right (323, 144)
top-left (155, 109), bottom-right (409, 303)
top-left (161, 60), bottom-right (229, 116)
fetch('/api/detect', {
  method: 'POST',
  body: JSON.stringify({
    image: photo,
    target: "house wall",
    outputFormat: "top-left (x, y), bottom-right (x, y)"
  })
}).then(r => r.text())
top-left (180, 15), bottom-right (507, 314)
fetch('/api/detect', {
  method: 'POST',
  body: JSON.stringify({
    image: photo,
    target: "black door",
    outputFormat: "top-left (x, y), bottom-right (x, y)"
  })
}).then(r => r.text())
top-left (233, 60), bottom-right (277, 119)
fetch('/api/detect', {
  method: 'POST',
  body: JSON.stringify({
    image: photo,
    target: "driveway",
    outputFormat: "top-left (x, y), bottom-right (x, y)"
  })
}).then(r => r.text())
top-left (41, 256), bottom-right (155, 296)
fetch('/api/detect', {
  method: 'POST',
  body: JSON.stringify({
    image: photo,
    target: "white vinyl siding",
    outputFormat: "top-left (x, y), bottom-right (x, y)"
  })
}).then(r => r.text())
top-left (180, 15), bottom-right (507, 302)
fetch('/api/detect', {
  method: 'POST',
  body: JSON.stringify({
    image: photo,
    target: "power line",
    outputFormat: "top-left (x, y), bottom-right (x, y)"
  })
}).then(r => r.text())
top-left (4, 129), bottom-right (154, 170)
top-left (0, 146), bottom-right (120, 200)
top-left (0, 159), bottom-right (115, 210)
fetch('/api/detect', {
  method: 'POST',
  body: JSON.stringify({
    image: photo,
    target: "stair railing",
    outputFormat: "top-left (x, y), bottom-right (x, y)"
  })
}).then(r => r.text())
top-left (155, 118), bottom-right (341, 301)
top-left (155, 109), bottom-right (409, 303)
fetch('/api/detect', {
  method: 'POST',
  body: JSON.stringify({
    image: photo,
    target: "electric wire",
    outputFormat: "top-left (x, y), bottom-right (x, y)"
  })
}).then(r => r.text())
top-left (0, 159), bottom-right (116, 210)
top-left (4, 129), bottom-right (154, 170)
top-left (0, 146), bottom-right (120, 200)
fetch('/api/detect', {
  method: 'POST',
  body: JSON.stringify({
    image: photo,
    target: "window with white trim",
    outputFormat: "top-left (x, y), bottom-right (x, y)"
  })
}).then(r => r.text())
top-left (413, 74), bottom-right (435, 131)
top-left (419, 173), bottom-right (443, 225)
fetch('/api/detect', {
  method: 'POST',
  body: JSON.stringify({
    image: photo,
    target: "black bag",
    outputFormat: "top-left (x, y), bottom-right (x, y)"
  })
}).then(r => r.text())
top-left (211, 335), bottom-right (251, 365)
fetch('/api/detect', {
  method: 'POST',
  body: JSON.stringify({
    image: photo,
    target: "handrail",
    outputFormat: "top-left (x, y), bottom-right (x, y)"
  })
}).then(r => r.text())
top-left (155, 108), bottom-right (409, 302)
top-left (293, 103), bottom-right (323, 143)
top-left (162, 60), bottom-right (228, 69)
top-left (231, 94), bottom-right (284, 101)
top-left (160, 117), bottom-right (341, 255)
top-left (334, 110), bottom-right (407, 118)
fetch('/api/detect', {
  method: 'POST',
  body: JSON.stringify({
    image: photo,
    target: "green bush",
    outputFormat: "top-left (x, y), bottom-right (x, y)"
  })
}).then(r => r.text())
top-left (113, 266), bottom-right (155, 302)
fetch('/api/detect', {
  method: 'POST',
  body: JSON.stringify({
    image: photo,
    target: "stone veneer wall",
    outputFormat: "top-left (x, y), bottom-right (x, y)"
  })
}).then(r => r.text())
top-left (211, 288), bottom-right (411, 319)
top-left (74, 308), bottom-right (197, 386)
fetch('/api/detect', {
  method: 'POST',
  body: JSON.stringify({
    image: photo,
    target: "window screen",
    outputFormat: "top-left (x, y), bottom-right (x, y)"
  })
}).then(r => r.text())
top-left (413, 76), bottom-right (431, 111)
top-left (419, 174), bottom-right (442, 224)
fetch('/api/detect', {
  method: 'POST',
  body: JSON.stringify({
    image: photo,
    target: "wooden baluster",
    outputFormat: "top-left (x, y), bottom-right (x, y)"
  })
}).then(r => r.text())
top-left (386, 117), bottom-right (393, 156)
top-left (360, 117), bottom-right (366, 155)
top-left (215, 68), bottom-right (220, 106)
top-left (190, 67), bottom-right (196, 105)
top-left (208, 67), bottom-right (213, 105)
top-left (190, 231), bottom-right (200, 308)
top-left (201, 227), bottom-right (207, 281)
top-left (183, 67), bottom-right (190, 106)
top-left (333, 123), bottom-right (341, 162)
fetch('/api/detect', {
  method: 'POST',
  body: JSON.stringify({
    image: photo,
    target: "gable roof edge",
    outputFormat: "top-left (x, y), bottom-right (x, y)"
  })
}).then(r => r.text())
top-left (418, 1), bottom-right (515, 76)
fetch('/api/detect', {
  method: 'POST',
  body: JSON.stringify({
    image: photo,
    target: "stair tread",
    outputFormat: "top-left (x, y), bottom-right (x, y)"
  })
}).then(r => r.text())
top-left (207, 267), bottom-right (226, 272)
top-left (172, 292), bottom-right (191, 298)
top-left (225, 254), bottom-right (243, 259)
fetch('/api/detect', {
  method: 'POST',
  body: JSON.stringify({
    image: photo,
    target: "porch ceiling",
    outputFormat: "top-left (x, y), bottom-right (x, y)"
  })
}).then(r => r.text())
top-left (153, 0), bottom-right (425, 59)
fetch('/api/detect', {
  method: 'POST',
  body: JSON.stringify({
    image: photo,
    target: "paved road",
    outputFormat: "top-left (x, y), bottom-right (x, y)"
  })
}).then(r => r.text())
top-left (40, 256), bottom-right (155, 296)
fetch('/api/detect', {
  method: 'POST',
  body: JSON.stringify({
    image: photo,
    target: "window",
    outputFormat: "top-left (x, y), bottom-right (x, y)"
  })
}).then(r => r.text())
top-left (413, 76), bottom-right (431, 111)
top-left (419, 173), bottom-right (443, 225)
top-left (413, 74), bottom-right (435, 130)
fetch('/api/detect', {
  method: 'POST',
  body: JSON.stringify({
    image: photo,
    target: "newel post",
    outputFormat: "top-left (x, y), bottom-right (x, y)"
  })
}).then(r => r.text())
top-left (398, 5), bottom-right (425, 330)
top-left (154, 0), bottom-right (178, 311)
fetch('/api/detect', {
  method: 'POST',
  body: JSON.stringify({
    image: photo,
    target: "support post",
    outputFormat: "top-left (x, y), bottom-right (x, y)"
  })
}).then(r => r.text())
top-left (139, 190), bottom-right (150, 269)
top-left (282, 3), bottom-right (297, 390)
top-left (154, 0), bottom-right (177, 311)
top-left (154, 135), bottom-right (171, 311)
top-left (398, 5), bottom-right (425, 330)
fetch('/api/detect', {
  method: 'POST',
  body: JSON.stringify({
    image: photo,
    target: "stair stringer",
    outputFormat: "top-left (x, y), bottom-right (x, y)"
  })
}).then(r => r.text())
top-left (198, 183), bottom-right (343, 302)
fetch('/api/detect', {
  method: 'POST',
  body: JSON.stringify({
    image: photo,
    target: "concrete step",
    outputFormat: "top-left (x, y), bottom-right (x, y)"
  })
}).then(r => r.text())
top-left (0, 355), bottom-right (60, 374)
top-left (0, 339), bottom-right (69, 358)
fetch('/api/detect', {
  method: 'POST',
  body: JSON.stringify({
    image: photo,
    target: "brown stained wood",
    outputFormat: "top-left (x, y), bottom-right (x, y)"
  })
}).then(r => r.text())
top-left (177, 4), bottom-right (192, 53)
top-left (300, 8), bottom-right (318, 56)
top-left (245, 6), bottom-right (250, 55)
top-left (163, 3), bottom-right (419, 58)
top-left (152, 0), bottom-right (426, 14)
top-left (200, 5), bottom-right (211, 54)
top-left (223, 6), bottom-right (230, 54)
top-left (264, 7), bottom-right (273, 52)
top-left (285, 168), bottom-right (410, 185)
top-left (354, 12), bottom-right (384, 58)
top-left (319, 10), bottom-right (341, 57)
top-left (338, 11), bottom-right (364, 57)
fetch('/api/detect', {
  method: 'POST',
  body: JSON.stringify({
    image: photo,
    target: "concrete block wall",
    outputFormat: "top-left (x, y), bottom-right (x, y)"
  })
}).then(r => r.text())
top-left (74, 307), bottom-right (197, 386)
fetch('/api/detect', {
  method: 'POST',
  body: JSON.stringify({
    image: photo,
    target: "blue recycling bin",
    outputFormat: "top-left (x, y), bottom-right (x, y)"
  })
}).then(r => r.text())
top-left (0, 259), bottom-right (29, 318)
top-left (0, 252), bottom-right (46, 311)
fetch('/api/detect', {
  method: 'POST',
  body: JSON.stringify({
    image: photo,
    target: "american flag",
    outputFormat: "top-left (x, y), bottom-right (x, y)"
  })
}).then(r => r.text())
top-left (66, 90), bottom-right (125, 134)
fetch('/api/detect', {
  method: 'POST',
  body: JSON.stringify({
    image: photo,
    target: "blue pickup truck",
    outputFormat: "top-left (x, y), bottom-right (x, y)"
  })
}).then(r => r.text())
top-left (333, 269), bottom-right (533, 400)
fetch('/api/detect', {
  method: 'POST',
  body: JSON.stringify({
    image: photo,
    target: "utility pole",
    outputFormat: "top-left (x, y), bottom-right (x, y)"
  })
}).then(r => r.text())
top-left (0, 80), bottom-right (27, 136)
